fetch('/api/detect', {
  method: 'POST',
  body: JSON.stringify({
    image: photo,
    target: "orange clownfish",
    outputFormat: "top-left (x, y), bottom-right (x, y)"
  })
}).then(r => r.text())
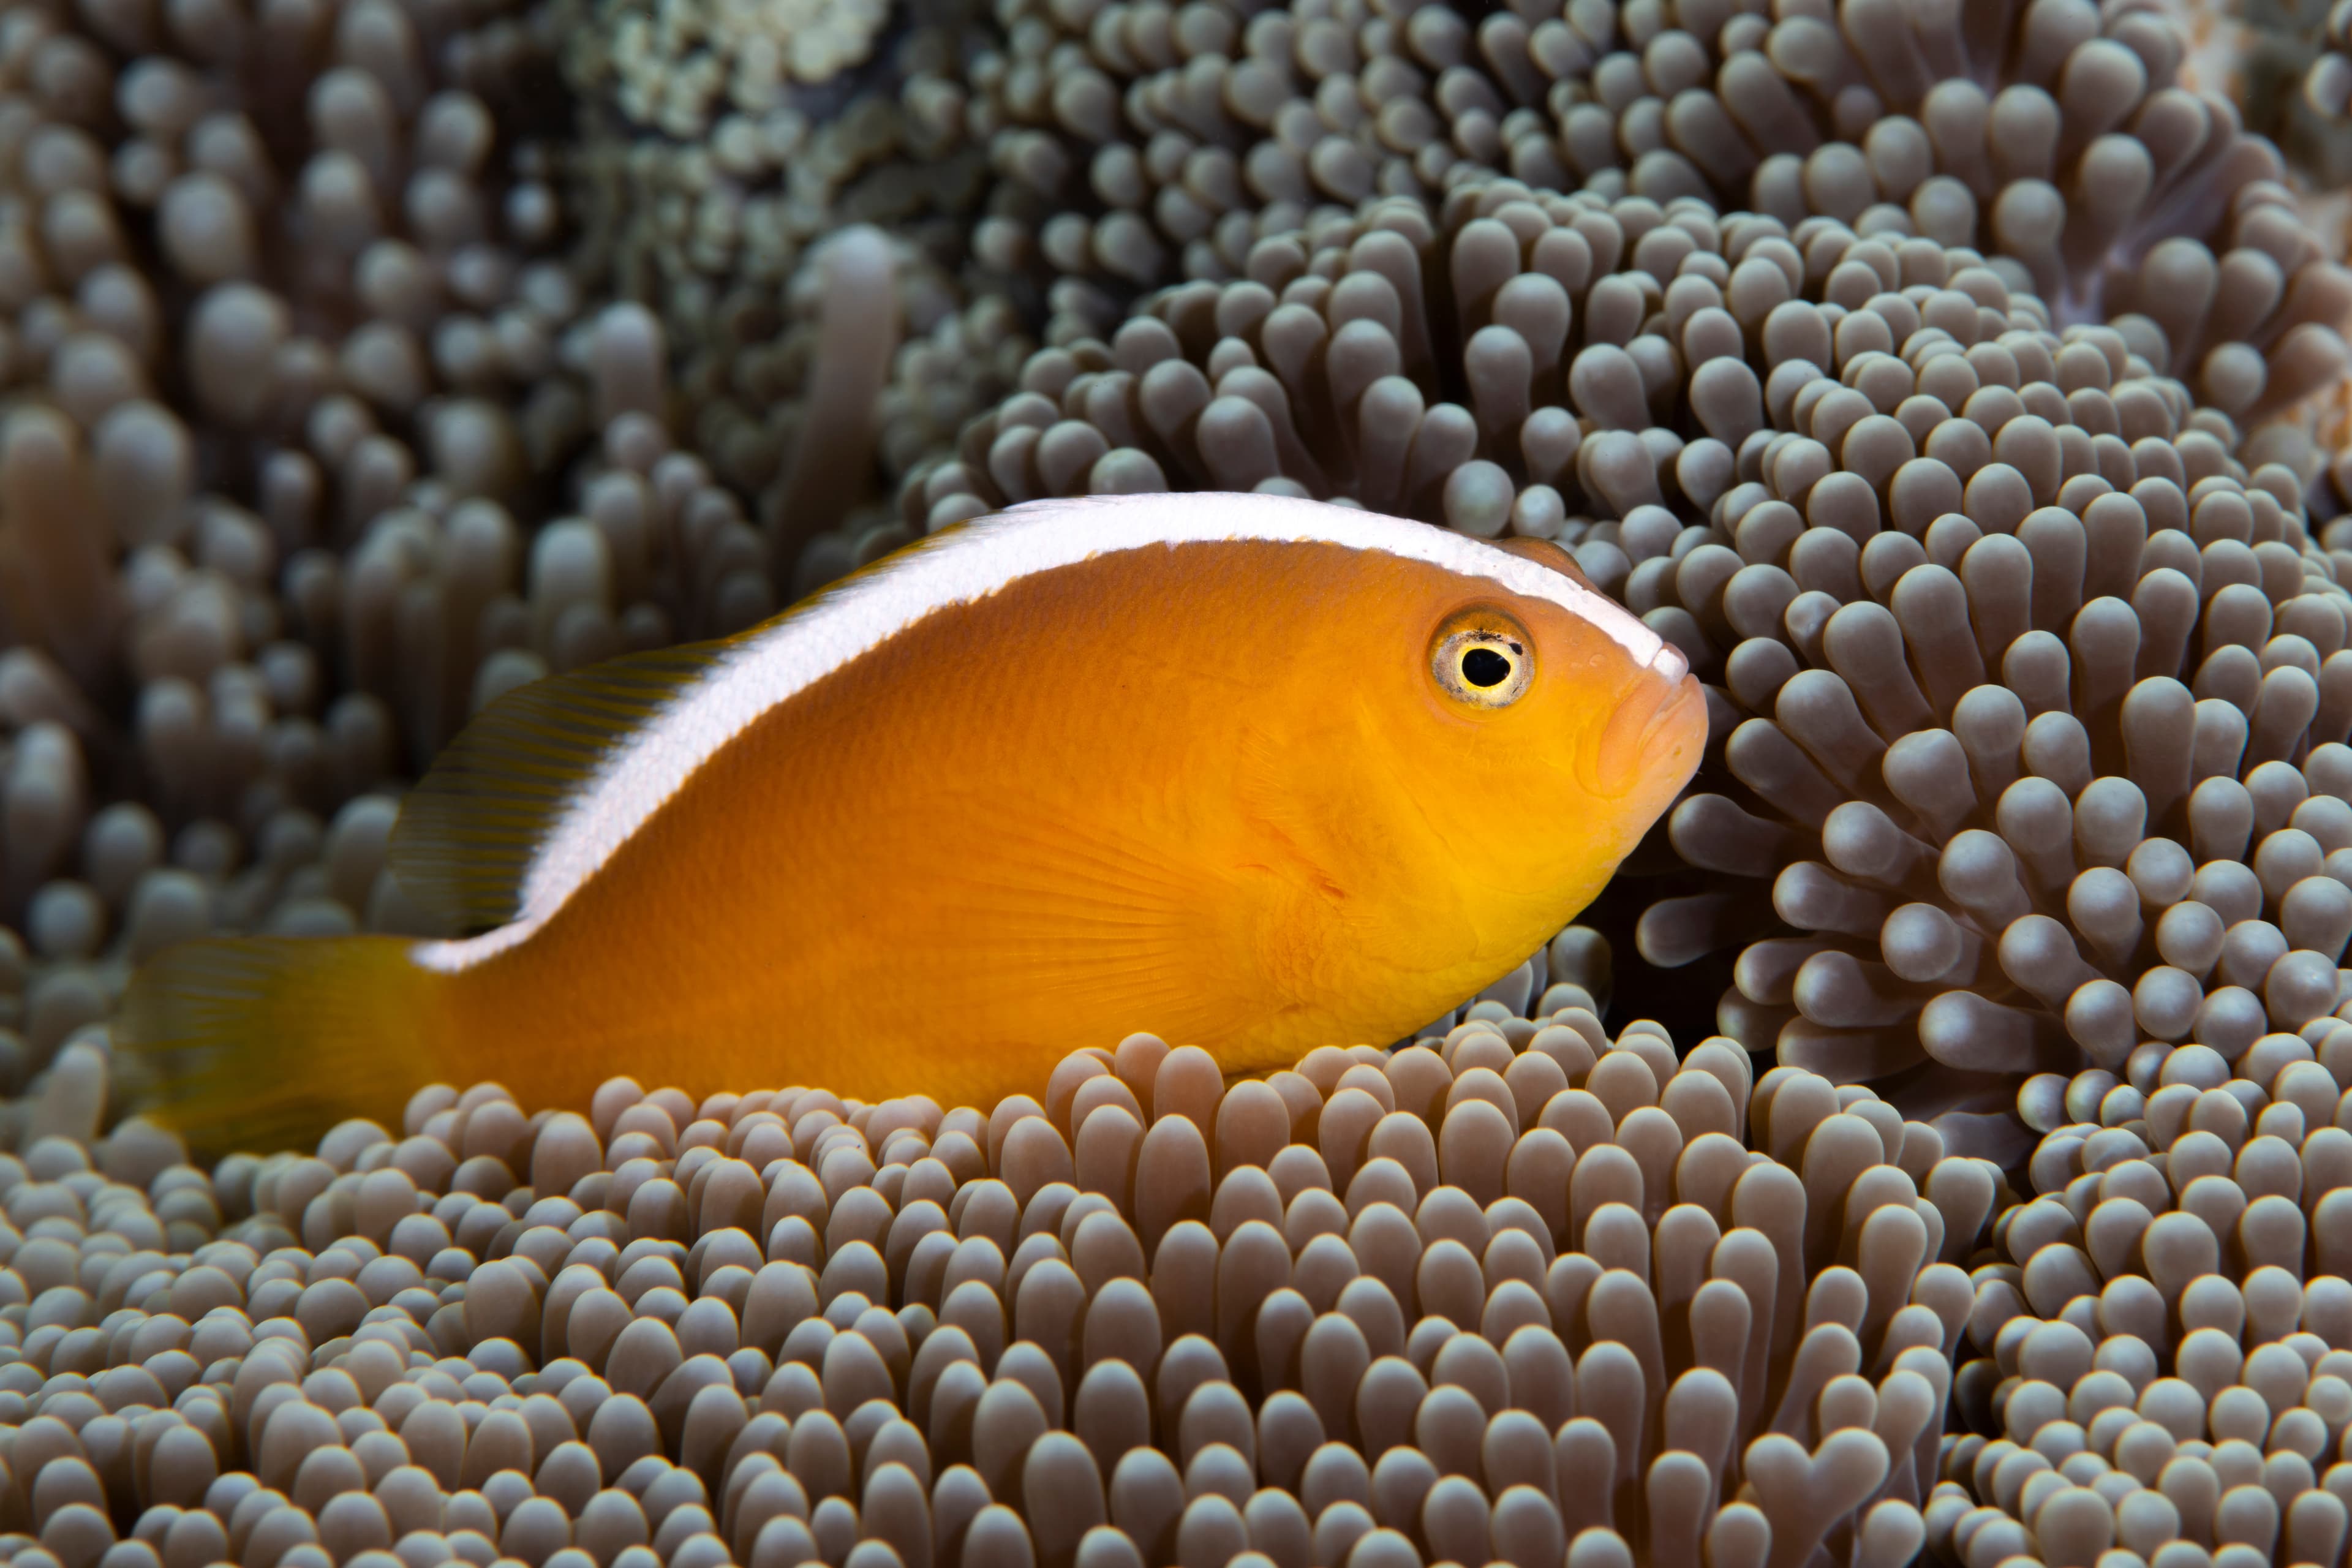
top-left (125, 492), bottom-right (1706, 1147)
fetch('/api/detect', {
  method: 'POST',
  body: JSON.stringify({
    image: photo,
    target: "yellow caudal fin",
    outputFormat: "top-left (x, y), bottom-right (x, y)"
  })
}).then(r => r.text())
top-left (119, 935), bottom-right (448, 1154)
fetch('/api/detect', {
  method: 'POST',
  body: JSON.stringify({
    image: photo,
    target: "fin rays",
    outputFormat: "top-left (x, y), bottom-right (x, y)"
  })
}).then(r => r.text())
top-left (119, 935), bottom-right (440, 1154)
top-left (929, 814), bottom-right (1211, 929)
top-left (389, 642), bottom-right (726, 932)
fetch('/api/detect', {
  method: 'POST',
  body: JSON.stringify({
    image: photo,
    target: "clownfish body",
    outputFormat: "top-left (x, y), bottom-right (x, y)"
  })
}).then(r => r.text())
top-left (126, 493), bottom-right (1705, 1146)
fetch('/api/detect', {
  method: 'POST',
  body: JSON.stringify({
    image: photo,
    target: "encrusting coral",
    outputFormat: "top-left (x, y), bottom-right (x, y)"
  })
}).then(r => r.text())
top-left (0, 1008), bottom-right (1983, 1568)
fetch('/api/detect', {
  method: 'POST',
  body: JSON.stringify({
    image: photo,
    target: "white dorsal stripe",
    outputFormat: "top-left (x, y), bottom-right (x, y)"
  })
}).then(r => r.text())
top-left (411, 491), bottom-right (1675, 973)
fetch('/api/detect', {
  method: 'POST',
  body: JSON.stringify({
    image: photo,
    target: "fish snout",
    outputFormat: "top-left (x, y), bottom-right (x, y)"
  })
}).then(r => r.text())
top-left (1594, 669), bottom-right (1706, 796)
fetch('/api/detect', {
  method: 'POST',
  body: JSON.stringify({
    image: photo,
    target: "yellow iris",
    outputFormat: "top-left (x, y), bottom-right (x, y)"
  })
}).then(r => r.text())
top-left (1431, 607), bottom-right (1535, 707)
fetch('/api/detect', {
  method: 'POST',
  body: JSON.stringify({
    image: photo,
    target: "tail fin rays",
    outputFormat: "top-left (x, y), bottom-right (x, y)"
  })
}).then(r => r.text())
top-left (119, 935), bottom-right (446, 1154)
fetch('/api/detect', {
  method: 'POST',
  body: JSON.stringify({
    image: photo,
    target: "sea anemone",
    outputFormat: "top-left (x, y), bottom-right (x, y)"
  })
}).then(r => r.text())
top-left (2305, 1), bottom-right (2352, 140)
top-left (7, 1), bottom-right (2352, 1562)
top-left (0, 0), bottom-right (632, 1060)
top-left (901, 171), bottom-right (2352, 1167)
top-left (1211, 0), bottom-right (2352, 428)
top-left (1920, 1008), bottom-right (2352, 1568)
top-left (1645, 447), bottom-right (2352, 1148)
top-left (0, 1011), bottom-right (1981, 1568)
top-left (909, 178), bottom-right (2053, 543)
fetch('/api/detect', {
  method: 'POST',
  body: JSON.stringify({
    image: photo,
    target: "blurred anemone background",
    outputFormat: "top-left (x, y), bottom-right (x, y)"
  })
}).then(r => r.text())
top-left (8, 2), bottom-right (2352, 1567)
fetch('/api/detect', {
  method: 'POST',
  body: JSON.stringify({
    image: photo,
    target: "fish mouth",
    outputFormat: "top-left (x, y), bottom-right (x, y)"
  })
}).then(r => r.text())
top-left (1641, 675), bottom-right (1705, 761)
top-left (1594, 673), bottom-right (1705, 796)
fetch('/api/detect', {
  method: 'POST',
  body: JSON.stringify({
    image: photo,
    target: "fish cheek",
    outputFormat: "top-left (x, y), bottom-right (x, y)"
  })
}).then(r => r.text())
top-left (1463, 687), bottom-right (1605, 878)
top-left (1243, 696), bottom-right (1470, 986)
top-left (1365, 696), bottom-right (1601, 998)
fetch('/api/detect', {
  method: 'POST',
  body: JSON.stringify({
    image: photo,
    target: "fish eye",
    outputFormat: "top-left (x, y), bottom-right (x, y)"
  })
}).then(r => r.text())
top-left (1430, 609), bottom-right (1534, 708)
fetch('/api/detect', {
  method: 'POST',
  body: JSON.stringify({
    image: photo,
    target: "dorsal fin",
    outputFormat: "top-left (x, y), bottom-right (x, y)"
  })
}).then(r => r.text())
top-left (388, 639), bottom-right (730, 933)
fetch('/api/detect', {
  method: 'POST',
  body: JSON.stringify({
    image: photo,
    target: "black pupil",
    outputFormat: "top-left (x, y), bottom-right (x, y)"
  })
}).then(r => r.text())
top-left (1461, 646), bottom-right (1512, 688)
